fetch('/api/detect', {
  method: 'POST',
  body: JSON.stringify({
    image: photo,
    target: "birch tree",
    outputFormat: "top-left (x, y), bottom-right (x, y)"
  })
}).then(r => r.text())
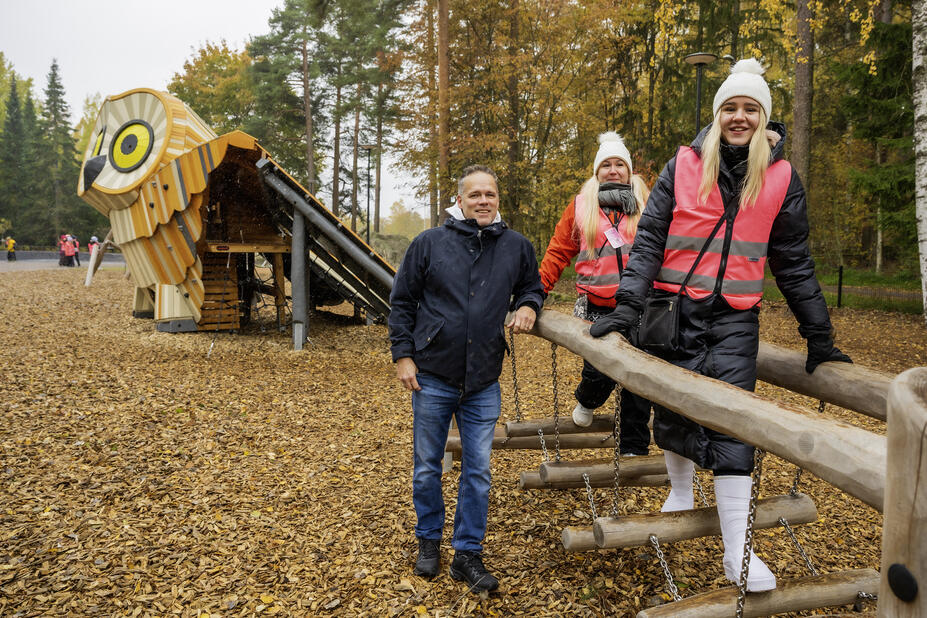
top-left (913, 0), bottom-right (927, 324)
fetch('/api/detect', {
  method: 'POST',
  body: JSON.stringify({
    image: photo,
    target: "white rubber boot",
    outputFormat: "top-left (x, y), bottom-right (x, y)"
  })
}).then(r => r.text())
top-left (714, 475), bottom-right (777, 592)
top-left (571, 402), bottom-right (594, 427)
top-left (660, 450), bottom-right (695, 512)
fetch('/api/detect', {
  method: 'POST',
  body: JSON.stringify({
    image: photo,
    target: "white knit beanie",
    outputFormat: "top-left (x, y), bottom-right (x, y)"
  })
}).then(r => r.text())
top-left (593, 132), bottom-right (633, 176)
top-left (712, 58), bottom-right (772, 119)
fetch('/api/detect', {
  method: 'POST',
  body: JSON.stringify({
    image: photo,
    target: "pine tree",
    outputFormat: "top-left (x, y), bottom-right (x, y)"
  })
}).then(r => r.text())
top-left (0, 79), bottom-right (25, 225)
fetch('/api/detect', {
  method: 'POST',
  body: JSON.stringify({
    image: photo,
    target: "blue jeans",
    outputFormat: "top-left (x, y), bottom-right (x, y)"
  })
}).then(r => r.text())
top-left (412, 373), bottom-right (500, 553)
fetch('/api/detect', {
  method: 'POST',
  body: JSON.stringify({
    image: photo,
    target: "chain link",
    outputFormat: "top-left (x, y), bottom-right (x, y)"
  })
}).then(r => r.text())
top-left (610, 387), bottom-right (623, 516)
top-left (582, 473), bottom-right (598, 521)
top-left (789, 468), bottom-right (803, 496)
top-left (649, 534), bottom-right (681, 602)
top-left (693, 472), bottom-right (710, 507)
top-left (856, 591), bottom-right (877, 601)
top-left (538, 428), bottom-right (550, 462)
top-left (778, 516), bottom-right (818, 576)
top-left (509, 329), bottom-right (522, 423)
top-left (736, 448), bottom-right (765, 618)
top-left (550, 342), bottom-right (561, 462)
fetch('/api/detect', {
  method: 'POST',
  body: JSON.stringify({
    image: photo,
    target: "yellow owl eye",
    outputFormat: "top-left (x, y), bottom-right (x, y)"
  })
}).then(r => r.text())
top-left (92, 127), bottom-right (105, 157)
top-left (109, 120), bottom-right (154, 172)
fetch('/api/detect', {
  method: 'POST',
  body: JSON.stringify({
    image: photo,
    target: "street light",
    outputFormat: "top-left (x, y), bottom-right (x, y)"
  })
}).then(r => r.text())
top-left (684, 52), bottom-right (718, 134)
top-left (359, 144), bottom-right (376, 245)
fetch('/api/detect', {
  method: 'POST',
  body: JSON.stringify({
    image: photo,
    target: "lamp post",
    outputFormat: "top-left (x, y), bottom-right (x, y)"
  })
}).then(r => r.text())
top-left (359, 144), bottom-right (375, 245)
top-left (684, 52), bottom-right (718, 134)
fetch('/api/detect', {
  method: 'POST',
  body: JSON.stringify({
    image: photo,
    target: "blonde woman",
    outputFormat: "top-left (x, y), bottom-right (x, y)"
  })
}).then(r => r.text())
top-left (590, 59), bottom-right (851, 591)
top-left (539, 132), bottom-right (653, 455)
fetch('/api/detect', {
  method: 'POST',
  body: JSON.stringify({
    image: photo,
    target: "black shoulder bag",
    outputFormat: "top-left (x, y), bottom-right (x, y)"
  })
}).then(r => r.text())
top-left (637, 211), bottom-right (731, 355)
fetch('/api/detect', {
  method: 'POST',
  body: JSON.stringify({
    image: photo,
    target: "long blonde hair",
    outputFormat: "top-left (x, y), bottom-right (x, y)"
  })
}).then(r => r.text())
top-left (579, 174), bottom-right (651, 260)
top-left (697, 107), bottom-right (771, 209)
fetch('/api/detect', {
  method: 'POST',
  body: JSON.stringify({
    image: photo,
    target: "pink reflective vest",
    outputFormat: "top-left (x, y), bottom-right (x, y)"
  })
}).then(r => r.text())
top-left (574, 192), bottom-right (634, 307)
top-left (653, 146), bottom-right (791, 310)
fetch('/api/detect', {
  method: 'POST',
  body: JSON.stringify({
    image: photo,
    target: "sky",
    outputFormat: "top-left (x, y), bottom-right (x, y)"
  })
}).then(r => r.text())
top-left (0, 0), bottom-right (419, 219)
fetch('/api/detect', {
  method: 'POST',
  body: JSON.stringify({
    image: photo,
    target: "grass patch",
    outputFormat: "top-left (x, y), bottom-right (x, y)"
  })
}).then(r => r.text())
top-left (763, 282), bottom-right (923, 314)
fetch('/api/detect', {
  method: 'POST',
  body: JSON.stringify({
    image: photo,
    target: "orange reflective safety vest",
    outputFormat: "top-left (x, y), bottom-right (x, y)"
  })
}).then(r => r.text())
top-left (653, 146), bottom-right (791, 310)
top-left (574, 192), bottom-right (634, 307)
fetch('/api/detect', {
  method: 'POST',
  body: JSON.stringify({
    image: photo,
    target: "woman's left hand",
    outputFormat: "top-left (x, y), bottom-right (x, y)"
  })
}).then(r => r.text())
top-left (766, 129), bottom-right (781, 148)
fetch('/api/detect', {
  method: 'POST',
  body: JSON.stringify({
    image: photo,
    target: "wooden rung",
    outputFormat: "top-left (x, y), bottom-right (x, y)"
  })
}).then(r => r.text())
top-left (636, 569), bottom-right (879, 618)
top-left (522, 470), bottom-right (668, 491)
top-left (594, 493), bottom-right (818, 549)
top-left (505, 414), bottom-right (616, 437)
top-left (540, 454), bottom-right (668, 484)
top-left (446, 426), bottom-right (613, 452)
top-left (561, 526), bottom-right (599, 552)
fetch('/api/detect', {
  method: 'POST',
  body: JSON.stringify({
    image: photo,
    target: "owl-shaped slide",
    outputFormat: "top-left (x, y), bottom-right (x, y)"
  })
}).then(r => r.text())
top-left (78, 88), bottom-right (394, 333)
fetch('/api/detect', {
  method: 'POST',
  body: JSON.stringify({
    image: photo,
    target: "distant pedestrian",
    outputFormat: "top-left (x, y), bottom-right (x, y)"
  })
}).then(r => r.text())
top-left (71, 236), bottom-right (81, 267)
top-left (88, 236), bottom-right (100, 256)
top-left (61, 235), bottom-right (76, 267)
top-left (58, 235), bottom-right (68, 266)
top-left (5, 236), bottom-right (14, 261)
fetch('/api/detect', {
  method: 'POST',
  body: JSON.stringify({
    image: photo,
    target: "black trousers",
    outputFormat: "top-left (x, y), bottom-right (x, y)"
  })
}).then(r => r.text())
top-left (576, 301), bottom-right (653, 456)
top-left (651, 294), bottom-right (759, 473)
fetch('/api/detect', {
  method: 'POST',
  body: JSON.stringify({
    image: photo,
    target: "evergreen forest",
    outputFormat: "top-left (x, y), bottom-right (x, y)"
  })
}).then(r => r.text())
top-left (0, 0), bottom-right (917, 279)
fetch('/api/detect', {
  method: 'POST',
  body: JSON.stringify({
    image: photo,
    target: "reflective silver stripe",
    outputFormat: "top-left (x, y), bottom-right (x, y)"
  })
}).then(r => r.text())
top-left (576, 273), bottom-right (622, 287)
top-left (665, 234), bottom-right (768, 259)
top-left (657, 267), bottom-right (764, 295)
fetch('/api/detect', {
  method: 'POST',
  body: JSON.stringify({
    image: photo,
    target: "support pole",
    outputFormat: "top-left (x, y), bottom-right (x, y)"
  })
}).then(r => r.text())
top-left (291, 211), bottom-right (307, 350)
top-left (879, 367), bottom-right (927, 616)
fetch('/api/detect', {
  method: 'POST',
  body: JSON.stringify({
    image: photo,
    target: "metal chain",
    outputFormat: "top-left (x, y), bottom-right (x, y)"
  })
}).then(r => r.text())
top-left (736, 448), bottom-right (766, 618)
top-left (582, 473), bottom-right (598, 521)
top-left (649, 534), bottom-right (681, 602)
top-left (610, 387), bottom-right (623, 516)
top-left (509, 329), bottom-right (523, 423)
top-left (550, 342), bottom-right (561, 462)
top-left (538, 429), bottom-right (550, 463)
top-left (778, 516), bottom-right (818, 576)
top-left (694, 472), bottom-right (710, 507)
top-left (857, 591), bottom-right (878, 601)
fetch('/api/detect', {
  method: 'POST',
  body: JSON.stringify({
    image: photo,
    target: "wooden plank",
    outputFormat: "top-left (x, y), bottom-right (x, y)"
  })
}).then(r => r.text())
top-left (506, 415), bottom-right (618, 437)
top-left (206, 242), bottom-right (291, 253)
top-left (593, 493), bottom-right (818, 549)
top-left (561, 526), bottom-right (599, 552)
top-left (879, 368), bottom-right (927, 617)
top-left (540, 454), bottom-right (668, 484)
top-left (529, 310), bottom-right (886, 511)
top-left (445, 426), bottom-right (614, 452)
top-left (520, 471), bottom-right (669, 490)
top-left (637, 569), bottom-right (880, 618)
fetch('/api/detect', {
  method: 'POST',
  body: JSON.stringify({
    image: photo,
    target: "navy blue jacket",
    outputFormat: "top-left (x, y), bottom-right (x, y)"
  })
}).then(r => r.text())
top-left (389, 216), bottom-right (544, 394)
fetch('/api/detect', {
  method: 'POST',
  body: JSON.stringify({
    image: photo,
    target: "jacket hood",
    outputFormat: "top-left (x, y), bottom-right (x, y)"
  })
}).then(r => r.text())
top-left (690, 120), bottom-right (787, 163)
top-left (444, 215), bottom-right (508, 237)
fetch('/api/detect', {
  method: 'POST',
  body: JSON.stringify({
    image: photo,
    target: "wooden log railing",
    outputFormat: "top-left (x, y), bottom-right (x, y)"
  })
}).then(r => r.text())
top-left (528, 310), bottom-right (886, 511)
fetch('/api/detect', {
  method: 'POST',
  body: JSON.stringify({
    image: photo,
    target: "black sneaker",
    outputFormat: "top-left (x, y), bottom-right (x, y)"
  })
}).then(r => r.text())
top-left (449, 551), bottom-right (499, 592)
top-left (413, 538), bottom-right (441, 578)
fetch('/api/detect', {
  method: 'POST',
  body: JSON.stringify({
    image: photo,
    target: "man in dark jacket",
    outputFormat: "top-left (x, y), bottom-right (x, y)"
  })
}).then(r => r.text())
top-left (389, 164), bottom-right (544, 593)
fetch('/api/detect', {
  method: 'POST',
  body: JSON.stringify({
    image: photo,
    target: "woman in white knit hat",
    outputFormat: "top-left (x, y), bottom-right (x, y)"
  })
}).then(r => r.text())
top-left (590, 59), bottom-right (852, 592)
top-left (538, 131), bottom-right (654, 456)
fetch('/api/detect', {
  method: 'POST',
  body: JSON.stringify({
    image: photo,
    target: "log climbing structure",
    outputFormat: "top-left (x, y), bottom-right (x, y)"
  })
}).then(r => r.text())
top-left (77, 88), bottom-right (394, 345)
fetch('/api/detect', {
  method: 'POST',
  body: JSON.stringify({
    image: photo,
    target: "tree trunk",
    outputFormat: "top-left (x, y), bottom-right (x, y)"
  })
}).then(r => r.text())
top-left (792, 0), bottom-right (814, 187)
top-left (375, 81), bottom-right (382, 233)
top-left (437, 0), bottom-right (450, 217)
top-left (505, 0), bottom-right (521, 230)
top-left (876, 146), bottom-right (884, 273)
top-left (301, 38), bottom-right (316, 192)
top-left (914, 0), bottom-right (927, 326)
top-left (351, 81), bottom-right (361, 232)
top-left (332, 77), bottom-right (342, 217)
top-left (426, 0), bottom-right (439, 228)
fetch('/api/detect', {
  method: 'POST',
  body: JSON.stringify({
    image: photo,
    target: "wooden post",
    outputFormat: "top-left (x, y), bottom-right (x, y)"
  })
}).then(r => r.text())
top-left (879, 367), bottom-right (927, 616)
top-left (272, 253), bottom-right (286, 332)
top-left (291, 211), bottom-right (307, 350)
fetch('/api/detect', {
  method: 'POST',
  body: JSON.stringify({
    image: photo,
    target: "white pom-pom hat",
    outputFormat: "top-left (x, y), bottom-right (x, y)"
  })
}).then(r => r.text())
top-left (712, 58), bottom-right (771, 120)
top-left (593, 131), bottom-right (633, 176)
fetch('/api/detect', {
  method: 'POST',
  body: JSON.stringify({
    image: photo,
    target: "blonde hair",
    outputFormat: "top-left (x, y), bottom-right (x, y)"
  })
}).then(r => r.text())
top-left (697, 107), bottom-right (771, 209)
top-left (579, 174), bottom-right (651, 260)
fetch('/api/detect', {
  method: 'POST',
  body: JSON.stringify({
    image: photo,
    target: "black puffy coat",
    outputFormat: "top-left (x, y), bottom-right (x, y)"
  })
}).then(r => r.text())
top-left (617, 123), bottom-right (834, 471)
top-left (389, 216), bottom-right (544, 395)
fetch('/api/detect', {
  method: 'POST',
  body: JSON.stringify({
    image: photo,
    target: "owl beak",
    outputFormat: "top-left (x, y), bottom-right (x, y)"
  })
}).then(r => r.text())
top-left (83, 155), bottom-right (106, 189)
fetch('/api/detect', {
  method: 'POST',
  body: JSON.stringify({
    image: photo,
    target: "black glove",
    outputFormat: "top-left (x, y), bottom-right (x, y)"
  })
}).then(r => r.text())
top-left (589, 303), bottom-right (639, 339)
top-left (805, 335), bottom-right (852, 374)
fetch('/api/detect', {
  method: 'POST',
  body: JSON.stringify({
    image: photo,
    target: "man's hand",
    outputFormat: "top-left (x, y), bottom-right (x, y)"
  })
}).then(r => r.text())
top-left (805, 336), bottom-right (852, 374)
top-left (589, 303), bottom-right (639, 339)
top-left (396, 357), bottom-right (421, 391)
top-left (506, 306), bottom-right (537, 334)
